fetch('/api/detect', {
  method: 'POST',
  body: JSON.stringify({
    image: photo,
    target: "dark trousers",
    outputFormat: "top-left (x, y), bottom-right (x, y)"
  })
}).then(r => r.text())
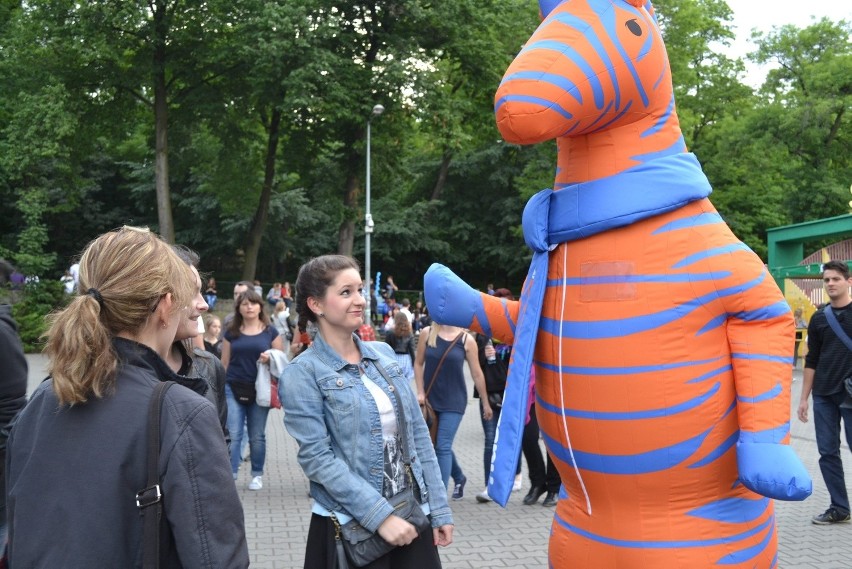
top-left (523, 404), bottom-right (561, 492)
top-left (480, 399), bottom-right (521, 486)
top-left (304, 513), bottom-right (442, 569)
top-left (813, 392), bottom-right (852, 515)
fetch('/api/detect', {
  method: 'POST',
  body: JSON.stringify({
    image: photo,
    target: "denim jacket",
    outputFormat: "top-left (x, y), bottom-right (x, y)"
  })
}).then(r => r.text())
top-left (281, 332), bottom-right (453, 533)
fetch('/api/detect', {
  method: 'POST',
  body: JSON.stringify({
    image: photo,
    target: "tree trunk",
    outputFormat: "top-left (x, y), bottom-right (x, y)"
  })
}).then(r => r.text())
top-left (430, 149), bottom-right (453, 201)
top-left (337, 172), bottom-right (359, 256)
top-left (242, 108), bottom-right (282, 280)
top-left (153, 0), bottom-right (174, 243)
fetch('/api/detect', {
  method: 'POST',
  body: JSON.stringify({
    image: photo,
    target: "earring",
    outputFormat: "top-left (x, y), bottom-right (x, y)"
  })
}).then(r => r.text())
top-left (319, 312), bottom-right (325, 318)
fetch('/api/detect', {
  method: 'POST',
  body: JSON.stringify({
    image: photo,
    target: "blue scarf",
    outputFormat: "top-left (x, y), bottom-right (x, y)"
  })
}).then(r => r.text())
top-left (487, 152), bottom-right (712, 505)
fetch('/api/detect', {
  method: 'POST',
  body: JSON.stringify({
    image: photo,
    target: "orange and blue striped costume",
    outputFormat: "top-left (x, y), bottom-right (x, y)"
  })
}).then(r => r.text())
top-left (424, 1), bottom-right (811, 567)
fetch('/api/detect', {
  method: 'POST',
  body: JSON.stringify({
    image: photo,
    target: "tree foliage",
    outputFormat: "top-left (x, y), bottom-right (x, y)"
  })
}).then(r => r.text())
top-left (0, 1), bottom-right (848, 295)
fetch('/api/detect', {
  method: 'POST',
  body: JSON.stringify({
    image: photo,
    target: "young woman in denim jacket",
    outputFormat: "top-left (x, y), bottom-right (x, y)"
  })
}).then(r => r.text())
top-left (281, 255), bottom-right (453, 569)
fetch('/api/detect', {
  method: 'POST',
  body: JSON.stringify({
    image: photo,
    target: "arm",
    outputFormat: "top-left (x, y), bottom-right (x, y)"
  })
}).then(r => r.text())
top-left (413, 327), bottom-right (429, 404)
top-left (281, 362), bottom-right (397, 534)
top-left (798, 368), bottom-right (815, 423)
top-left (221, 340), bottom-right (231, 369)
top-left (798, 316), bottom-right (821, 423)
top-left (164, 401), bottom-right (249, 568)
top-left (464, 333), bottom-right (492, 421)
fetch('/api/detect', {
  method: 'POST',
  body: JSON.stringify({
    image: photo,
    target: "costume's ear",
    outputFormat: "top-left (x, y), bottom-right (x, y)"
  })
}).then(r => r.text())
top-left (538, 0), bottom-right (563, 19)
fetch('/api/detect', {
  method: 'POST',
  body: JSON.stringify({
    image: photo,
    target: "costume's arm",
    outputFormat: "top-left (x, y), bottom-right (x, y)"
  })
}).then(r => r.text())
top-left (721, 255), bottom-right (811, 501)
top-left (424, 264), bottom-right (519, 344)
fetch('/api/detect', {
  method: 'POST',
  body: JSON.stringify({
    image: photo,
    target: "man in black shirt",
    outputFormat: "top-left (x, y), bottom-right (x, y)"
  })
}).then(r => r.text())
top-left (798, 260), bottom-right (852, 525)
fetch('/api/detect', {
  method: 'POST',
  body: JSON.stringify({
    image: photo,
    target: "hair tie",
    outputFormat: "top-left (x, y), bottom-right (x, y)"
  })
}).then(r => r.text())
top-left (87, 288), bottom-right (104, 307)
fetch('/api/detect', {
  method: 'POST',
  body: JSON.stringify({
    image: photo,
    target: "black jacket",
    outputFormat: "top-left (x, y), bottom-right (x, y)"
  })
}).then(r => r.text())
top-left (0, 305), bottom-right (28, 528)
top-left (6, 337), bottom-right (249, 568)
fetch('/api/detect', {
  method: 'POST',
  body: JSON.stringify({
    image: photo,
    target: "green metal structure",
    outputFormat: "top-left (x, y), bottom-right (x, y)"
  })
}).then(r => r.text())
top-left (767, 213), bottom-right (852, 291)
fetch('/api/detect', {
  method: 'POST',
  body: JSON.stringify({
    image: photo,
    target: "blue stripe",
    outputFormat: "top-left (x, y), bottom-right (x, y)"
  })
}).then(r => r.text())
top-left (688, 497), bottom-right (770, 523)
top-left (584, 100), bottom-right (614, 131)
top-left (494, 94), bottom-right (574, 120)
top-left (636, 23), bottom-right (655, 62)
top-left (589, 100), bottom-right (633, 134)
top-left (500, 71), bottom-right (583, 105)
top-left (699, 299), bottom-right (790, 336)
top-left (739, 423), bottom-right (790, 445)
top-left (549, 13), bottom-right (621, 111)
top-left (541, 426), bottom-right (712, 475)
top-left (518, 40), bottom-right (604, 108)
top-left (547, 271), bottom-right (732, 286)
top-left (717, 520), bottom-right (775, 565)
top-left (653, 67), bottom-right (665, 90)
top-left (689, 429), bottom-right (738, 468)
top-left (672, 242), bottom-right (752, 269)
top-left (737, 383), bottom-right (782, 404)
top-left (601, 5), bottom-right (649, 107)
top-left (652, 213), bottom-right (724, 234)
top-left (731, 353), bottom-right (793, 364)
top-left (536, 355), bottom-right (726, 376)
top-left (539, 272), bottom-right (768, 340)
top-left (536, 382), bottom-right (721, 420)
top-left (500, 298), bottom-right (517, 336)
top-left (641, 93), bottom-right (674, 138)
top-left (553, 511), bottom-right (773, 548)
top-left (630, 134), bottom-right (687, 164)
top-left (686, 364), bottom-right (732, 383)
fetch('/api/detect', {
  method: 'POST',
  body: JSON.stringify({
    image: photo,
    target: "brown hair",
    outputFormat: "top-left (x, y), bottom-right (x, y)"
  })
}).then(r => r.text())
top-left (393, 312), bottom-right (412, 338)
top-left (44, 227), bottom-right (195, 405)
top-left (294, 255), bottom-right (360, 333)
top-left (227, 289), bottom-right (271, 337)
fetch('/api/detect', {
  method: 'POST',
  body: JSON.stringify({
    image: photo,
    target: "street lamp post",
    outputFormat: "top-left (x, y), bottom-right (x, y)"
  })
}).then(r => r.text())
top-left (364, 103), bottom-right (384, 327)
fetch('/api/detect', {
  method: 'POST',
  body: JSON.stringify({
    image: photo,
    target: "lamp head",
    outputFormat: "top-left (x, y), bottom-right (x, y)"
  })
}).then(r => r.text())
top-left (372, 104), bottom-right (385, 116)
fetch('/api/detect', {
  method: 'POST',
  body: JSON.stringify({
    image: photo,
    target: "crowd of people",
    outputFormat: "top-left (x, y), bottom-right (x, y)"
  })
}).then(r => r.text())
top-left (7, 232), bottom-right (849, 567)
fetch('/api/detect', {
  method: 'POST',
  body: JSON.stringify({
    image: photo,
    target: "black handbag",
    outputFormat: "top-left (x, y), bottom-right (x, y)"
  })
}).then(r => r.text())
top-left (487, 391), bottom-right (504, 409)
top-left (228, 380), bottom-right (256, 404)
top-left (330, 360), bottom-right (431, 569)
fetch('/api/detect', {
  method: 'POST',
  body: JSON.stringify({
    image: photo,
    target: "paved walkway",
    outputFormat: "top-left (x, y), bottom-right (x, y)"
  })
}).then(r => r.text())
top-left (23, 356), bottom-right (852, 568)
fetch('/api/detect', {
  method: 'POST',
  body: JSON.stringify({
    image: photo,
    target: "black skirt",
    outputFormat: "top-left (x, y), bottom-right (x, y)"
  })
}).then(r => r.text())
top-left (303, 513), bottom-right (443, 569)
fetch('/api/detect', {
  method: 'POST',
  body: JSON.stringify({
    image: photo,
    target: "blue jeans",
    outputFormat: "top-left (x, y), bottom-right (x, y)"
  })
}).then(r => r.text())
top-left (434, 411), bottom-right (465, 488)
top-left (226, 384), bottom-right (270, 477)
top-left (813, 393), bottom-right (852, 515)
top-left (205, 294), bottom-right (217, 310)
top-left (480, 400), bottom-right (522, 486)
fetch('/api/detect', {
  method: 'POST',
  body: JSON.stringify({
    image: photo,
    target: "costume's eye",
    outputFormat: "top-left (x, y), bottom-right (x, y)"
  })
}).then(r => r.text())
top-left (626, 19), bottom-right (642, 36)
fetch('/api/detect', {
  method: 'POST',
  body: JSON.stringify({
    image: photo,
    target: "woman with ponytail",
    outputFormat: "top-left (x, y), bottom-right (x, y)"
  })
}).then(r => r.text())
top-left (5, 226), bottom-right (249, 568)
top-left (282, 255), bottom-right (453, 569)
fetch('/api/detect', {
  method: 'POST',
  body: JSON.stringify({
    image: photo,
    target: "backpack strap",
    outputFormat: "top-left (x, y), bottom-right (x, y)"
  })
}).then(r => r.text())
top-left (824, 306), bottom-right (852, 352)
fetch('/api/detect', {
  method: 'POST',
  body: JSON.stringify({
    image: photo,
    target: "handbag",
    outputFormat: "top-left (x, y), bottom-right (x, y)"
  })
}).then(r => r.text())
top-left (330, 360), bottom-right (431, 568)
top-left (229, 380), bottom-right (256, 404)
top-left (420, 332), bottom-right (463, 444)
top-left (137, 381), bottom-right (175, 569)
top-left (487, 391), bottom-right (503, 409)
top-left (822, 307), bottom-right (852, 402)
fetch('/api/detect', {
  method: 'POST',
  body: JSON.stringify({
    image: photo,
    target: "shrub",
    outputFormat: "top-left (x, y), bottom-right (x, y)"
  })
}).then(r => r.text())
top-left (10, 280), bottom-right (70, 352)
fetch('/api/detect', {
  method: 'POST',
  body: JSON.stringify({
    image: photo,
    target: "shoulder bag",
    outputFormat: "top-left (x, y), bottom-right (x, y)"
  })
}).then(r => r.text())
top-left (822, 307), bottom-right (852, 402)
top-left (421, 332), bottom-right (463, 444)
top-left (330, 360), bottom-right (431, 568)
top-left (137, 381), bottom-right (175, 569)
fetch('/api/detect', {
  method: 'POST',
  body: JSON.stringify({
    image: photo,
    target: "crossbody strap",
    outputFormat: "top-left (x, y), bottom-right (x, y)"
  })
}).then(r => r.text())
top-left (424, 332), bottom-right (463, 398)
top-left (138, 381), bottom-right (175, 569)
top-left (824, 306), bottom-right (852, 352)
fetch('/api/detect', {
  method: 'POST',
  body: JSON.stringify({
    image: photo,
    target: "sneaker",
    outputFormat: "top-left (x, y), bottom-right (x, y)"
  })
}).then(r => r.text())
top-left (452, 477), bottom-right (466, 500)
top-left (812, 508), bottom-right (850, 525)
top-left (248, 476), bottom-right (263, 491)
top-left (512, 474), bottom-right (523, 492)
top-left (476, 489), bottom-right (492, 503)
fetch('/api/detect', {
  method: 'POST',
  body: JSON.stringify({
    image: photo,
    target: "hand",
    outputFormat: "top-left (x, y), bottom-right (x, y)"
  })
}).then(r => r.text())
top-left (259, 351), bottom-right (270, 364)
top-left (484, 343), bottom-right (496, 360)
top-left (797, 400), bottom-right (809, 423)
top-left (482, 404), bottom-right (493, 421)
top-left (377, 515), bottom-right (419, 547)
top-left (417, 392), bottom-right (425, 405)
top-left (433, 524), bottom-right (454, 547)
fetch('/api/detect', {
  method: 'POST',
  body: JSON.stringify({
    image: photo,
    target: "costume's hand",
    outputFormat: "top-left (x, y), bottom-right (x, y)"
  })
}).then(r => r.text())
top-left (736, 442), bottom-right (812, 501)
top-left (433, 524), bottom-right (454, 547)
top-left (482, 404), bottom-right (493, 421)
top-left (377, 515), bottom-right (419, 546)
top-left (424, 264), bottom-right (482, 330)
top-left (797, 400), bottom-right (809, 423)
